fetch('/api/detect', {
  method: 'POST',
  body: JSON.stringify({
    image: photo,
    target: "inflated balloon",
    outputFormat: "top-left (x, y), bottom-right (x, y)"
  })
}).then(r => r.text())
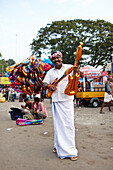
top-left (30, 73), bottom-right (34, 80)
top-left (28, 62), bottom-right (33, 71)
top-left (22, 66), bottom-right (29, 76)
top-left (14, 68), bottom-right (18, 76)
top-left (15, 80), bottom-right (21, 85)
top-left (6, 55), bottom-right (54, 95)
top-left (27, 86), bottom-right (33, 94)
top-left (9, 75), bottom-right (14, 80)
top-left (6, 63), bottom-right (18, 72)
top-left (29, 79), bottom-right (35, 87)
top-left (17, 76), bottom-right (24, 83)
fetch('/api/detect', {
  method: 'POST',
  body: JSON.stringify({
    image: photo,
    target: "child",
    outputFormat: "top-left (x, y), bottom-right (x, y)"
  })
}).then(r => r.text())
top-left (33, 97), bottom-right (48, 119)
top-left (21, 97), bottom-right (34, 119)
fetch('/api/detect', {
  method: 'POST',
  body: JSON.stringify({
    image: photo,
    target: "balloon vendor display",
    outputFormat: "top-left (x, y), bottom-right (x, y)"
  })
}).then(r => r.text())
top-left (6, 56), bottom-right (53, 95)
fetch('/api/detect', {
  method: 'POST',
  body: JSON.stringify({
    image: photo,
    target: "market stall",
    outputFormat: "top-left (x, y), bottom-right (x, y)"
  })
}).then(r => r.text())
top-left (80, 65), bottom-right (108, 92)
top-left (75, 65), bottom-right (108, 107)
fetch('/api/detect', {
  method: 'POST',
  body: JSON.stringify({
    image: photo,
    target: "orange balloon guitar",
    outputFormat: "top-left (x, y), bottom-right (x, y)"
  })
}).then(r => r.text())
top-left (64, 42), bottom-right (83, 95)
top-left (46, 42), bottom-right (83, 98)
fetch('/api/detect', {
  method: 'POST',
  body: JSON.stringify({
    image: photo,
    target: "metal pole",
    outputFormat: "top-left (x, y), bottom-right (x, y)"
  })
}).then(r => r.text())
top-left (16, 34), bottom-right (18, 61)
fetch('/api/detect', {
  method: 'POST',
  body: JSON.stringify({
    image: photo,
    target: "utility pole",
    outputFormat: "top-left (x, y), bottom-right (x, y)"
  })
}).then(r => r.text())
top-left (16, 34), bottom-right (18, 61)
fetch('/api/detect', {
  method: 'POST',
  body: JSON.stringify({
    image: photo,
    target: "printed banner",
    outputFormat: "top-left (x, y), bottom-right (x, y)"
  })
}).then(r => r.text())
top-left (0, 77), bottom-right (11, 84)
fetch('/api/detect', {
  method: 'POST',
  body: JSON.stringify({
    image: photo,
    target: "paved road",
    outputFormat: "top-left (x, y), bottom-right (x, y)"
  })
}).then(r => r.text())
top-left (0, 99), bottom-right (113, 170)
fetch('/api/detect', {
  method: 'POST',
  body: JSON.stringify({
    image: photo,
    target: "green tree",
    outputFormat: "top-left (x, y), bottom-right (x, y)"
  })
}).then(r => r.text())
top-left (0, 53), bottom-right (15, 76)
top-left (31, 19), bottom-right (113, 69)
top-left (6, 59), bottom-right (15, 66)
top-left (0, 59), bottom-right (7, 76)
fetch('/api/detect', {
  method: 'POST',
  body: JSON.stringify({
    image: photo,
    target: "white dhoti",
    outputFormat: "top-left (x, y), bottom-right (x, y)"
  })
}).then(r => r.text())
top-left (104, 92), bottom-right (113, 102)
top-left (52, 99), bottom-right (78, 159)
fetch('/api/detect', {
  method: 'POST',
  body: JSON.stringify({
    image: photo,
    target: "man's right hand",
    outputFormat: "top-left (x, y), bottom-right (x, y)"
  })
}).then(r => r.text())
top-left (21, 105), bottom-right (25, 109)
top-left (48, 84), bottom-right (57, 91)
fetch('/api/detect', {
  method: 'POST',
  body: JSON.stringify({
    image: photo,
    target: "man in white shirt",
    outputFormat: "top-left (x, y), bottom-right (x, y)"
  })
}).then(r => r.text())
top-left (43, 51), bottom-right (83, 161)
top-left (11, 87), bottom-right (15, 102)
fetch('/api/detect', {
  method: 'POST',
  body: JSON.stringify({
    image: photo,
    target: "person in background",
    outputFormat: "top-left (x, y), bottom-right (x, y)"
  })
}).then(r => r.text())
top-left (21, 97), bottom-right (34, 113)
top-left (19, 93), bottom-right (23, 102)
top-left (1, 87), bottom-right (5, 98)
top-left (85, 77), bottom-right (90, 91)
top-left (110, 78), bottom-right (113, 94)
top-left (11, 87), bottom-right (15, 102)
top-left (78, 81), bottom-right (82, 92)
top-left (81, 77), bottom-right (90, 92)
top-left (33, 96), bottom-right (48, 119)
top-left (21, 97), bottom-right (34, 119)
top-left (100, 77), bottom-right (113, 113)
top-left (5, 87), bottom-right (9, 101)
top-left (22, 93), bottom-right (27, 100)
top-left (8, 86), bottom-right (12, 101)
top-left (14, 90), bottom-right (16, 100)
top-left (93, 78), bottom-right (98, 82)
top-left (0, 90), bottom-right (2, 97)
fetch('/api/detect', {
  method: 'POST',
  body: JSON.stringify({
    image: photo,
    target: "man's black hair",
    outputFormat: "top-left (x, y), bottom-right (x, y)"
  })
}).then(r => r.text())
top-left (34, 97), bottom-right (40, 102)
top-left (24, 97), bottom-right (29, 102)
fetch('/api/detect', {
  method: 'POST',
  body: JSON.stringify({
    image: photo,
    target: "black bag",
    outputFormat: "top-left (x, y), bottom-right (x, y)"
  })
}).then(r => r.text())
top-left (9, 107), bottom-right (25, 120)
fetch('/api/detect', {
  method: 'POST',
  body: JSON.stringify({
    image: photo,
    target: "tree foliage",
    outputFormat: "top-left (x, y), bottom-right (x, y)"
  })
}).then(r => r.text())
top-left (0, 53), bottom-right (15, 76)
top-left (31, 19), bottom-right (113, 69)
top-left (6, 59), bottom-right (15, 66)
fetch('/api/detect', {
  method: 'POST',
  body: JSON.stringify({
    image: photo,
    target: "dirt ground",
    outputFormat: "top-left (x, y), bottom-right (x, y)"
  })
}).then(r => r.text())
top-left (0, 99), bottom-right (113, 170)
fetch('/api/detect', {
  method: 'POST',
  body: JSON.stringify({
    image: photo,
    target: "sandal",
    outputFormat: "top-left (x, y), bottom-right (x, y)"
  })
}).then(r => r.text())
top-left (53, 148), bottom-right (57, 153)
top-left (70, 156), bottom-right (78, 161)
top-left (100, 111), bottom-right (105, 114)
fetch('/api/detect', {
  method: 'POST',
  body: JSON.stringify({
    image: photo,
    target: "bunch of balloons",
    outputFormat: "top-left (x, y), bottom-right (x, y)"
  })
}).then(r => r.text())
top-left (6, 56), bottom-right (53, 95)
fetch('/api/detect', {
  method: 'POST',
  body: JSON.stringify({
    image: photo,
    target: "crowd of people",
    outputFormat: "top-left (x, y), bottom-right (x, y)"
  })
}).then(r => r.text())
top-left (0, 86), bottom-right (33, 102)
top-left (0, 86), bottom-right (16, 102)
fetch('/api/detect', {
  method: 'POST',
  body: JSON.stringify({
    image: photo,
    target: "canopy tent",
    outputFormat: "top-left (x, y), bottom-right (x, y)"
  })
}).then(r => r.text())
top-left (80, 65), bottom-right (108, 79)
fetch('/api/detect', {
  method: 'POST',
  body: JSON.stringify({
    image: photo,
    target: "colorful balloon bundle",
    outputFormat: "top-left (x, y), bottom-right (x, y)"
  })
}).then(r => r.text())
top-left (6, 56), bottom-right (53, 95)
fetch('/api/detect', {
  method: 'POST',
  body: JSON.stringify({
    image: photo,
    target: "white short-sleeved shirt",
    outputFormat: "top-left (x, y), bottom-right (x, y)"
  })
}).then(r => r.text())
top-left (43, 64), bottom-right (74, 102)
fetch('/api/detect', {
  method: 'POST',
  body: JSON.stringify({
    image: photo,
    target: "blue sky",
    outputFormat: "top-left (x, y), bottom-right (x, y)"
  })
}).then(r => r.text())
top-left (0, 0), bottom-right (113, 63)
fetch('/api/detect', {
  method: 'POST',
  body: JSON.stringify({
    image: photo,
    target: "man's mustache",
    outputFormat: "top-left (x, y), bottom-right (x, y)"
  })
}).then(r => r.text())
top-left (54, 60), bottom-right (60, 63)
